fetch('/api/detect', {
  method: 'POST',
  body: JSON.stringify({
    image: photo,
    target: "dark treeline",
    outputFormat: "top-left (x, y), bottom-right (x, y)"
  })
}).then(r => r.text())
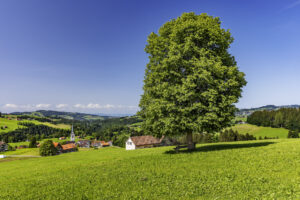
top-left (247, 108), bottom-right (300, 131)
top-left (219, 129), bottom-right (256, 142)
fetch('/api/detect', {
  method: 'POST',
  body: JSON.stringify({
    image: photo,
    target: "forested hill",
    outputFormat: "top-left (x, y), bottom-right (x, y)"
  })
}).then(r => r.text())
top-left (237, 105), bottom-right (300, 116)
top-left (10, 110), bottom-right (113, 121)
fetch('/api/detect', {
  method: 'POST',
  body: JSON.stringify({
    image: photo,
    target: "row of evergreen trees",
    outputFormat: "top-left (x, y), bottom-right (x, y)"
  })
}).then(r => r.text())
top-left (247, 108), bottom-right (300, 131)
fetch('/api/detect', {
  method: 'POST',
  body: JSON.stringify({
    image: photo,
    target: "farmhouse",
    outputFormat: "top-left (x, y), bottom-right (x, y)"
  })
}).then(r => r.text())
top-left (61, 143), bottom-right (77, 153)
top-left (0, 141), bottom-right (8, 152)
top-left (77, 140), bottom-right (91, 148)
top-left (91, 141), bottom-right (112, 148)
top-left (126, 135), bottom-right (162, 150)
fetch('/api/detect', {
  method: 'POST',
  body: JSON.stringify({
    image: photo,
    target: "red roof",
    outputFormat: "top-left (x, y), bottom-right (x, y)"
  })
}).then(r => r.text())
top-left (53, 142), bottom-right (60, 147)
top-left (130, 135), bottom-right (161, 146)
top-left (62, 143), bottom-right (76, 150)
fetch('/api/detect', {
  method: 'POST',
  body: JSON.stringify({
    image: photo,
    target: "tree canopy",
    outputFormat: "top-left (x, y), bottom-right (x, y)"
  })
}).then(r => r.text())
top-left (39, 140), bottom-right (57, 156)
top-left (139, 12), bottom-right (246, 149)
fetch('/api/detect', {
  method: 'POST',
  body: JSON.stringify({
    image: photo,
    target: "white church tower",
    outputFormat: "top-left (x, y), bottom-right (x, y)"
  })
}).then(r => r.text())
top-left (70, 125), bottom-right (75, 142)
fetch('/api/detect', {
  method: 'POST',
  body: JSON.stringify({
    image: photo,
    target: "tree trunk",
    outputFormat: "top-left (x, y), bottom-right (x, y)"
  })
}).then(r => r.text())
top-left (186, 132), bottom-right (195, 150)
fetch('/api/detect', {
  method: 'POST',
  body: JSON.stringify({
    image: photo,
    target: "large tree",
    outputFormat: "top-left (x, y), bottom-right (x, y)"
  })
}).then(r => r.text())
top-left (139, 12), bottom-right (246, 150)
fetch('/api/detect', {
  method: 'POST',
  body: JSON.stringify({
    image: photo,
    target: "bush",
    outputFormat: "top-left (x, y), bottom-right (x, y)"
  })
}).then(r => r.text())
top-left (29, 136), bottom-right (37, 148)
top-left (39, 140), bottom-right (58, 156)
top-left (287, 130), bottom-right (299, 138)
top-left (7, 145), bottom-right (16, 151)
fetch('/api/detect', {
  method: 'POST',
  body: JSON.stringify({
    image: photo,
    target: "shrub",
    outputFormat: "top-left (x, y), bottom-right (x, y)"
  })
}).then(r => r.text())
top-left (29, 136), bottom-right (37, 148)
top-left (39, 140), bottom-right (58, 156)
top-left (287, 130), bottom-right (299, 138)
top-left (7, 145), bottom-right (16, 151)
top-left (219, 129), bottom-right (256, 142)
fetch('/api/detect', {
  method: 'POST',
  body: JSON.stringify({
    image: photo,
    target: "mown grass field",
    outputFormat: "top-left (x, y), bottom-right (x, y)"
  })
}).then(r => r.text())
top-left (0, 117), bottom-right (70, 134)
top-left (1, 139), bottom-right (300, 199)
top-left (230, 123), bottom-right (289, 139)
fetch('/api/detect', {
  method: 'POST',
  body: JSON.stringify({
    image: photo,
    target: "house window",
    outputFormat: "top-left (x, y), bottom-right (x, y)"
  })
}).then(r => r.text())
top-left (127, 142), bottom-right (132, 145)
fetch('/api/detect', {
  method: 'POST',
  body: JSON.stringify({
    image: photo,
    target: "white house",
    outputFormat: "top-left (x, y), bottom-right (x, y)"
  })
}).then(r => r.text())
top-left (126, 138), bottom-right (136, 150)
top-left (0, 155), bottom-right (6, 159)
top-left (126, 135), bottom-right (162, 150)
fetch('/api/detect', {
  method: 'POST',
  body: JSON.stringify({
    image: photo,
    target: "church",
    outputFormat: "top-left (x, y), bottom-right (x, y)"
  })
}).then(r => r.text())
top-left (70, 125), bottom-right (76, 142)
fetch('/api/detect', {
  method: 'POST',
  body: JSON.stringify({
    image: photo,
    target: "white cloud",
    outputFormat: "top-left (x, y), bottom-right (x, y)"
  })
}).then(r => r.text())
top-left (74, 104), bottom-right (86, 108)
top-left (86, 103), bottom-right (101, 109)
top-left (103, 104), bottom-right (115, 109)
top-left (36, 104), bottom-right (51, 108)
top-left (4, 104), bottom-right (18, 108)
top-left (56, 104), bottom-right (68, 108)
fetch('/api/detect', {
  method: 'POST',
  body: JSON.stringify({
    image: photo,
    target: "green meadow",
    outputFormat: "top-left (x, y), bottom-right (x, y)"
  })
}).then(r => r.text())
top-left (1, 139), bottom-right (300, 199)
top-left (231, 124), bottom-right (289, 139)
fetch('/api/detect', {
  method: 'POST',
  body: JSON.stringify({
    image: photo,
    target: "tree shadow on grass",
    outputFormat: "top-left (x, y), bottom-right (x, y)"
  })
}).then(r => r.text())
top-left (164, 141), bottom-right (275, 154)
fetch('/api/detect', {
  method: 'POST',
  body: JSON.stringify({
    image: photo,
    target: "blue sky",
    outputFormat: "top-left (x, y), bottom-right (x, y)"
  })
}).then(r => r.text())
top-left (0, 0), bottom-right (300, 114)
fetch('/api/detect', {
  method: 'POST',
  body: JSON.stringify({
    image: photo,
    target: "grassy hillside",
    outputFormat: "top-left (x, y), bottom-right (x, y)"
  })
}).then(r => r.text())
top-left (230, 124), bottom-right (289, 139)
top-left (1, 139), bottom-right (300, 199)
top-left (0, 117), bottom-right (70, 134)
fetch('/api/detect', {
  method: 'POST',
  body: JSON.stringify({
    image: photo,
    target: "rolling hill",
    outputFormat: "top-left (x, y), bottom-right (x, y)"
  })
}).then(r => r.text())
top-left (10, 110), bottom-right (113, 121)
top-left (236, 104), bottom-right (300, 116)
top-left (0, 117), bottom-right (70, 134)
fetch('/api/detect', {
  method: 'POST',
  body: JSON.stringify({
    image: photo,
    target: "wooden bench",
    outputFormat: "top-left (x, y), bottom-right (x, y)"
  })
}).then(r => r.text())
top-left (174, 143), bottom-right (196, 153)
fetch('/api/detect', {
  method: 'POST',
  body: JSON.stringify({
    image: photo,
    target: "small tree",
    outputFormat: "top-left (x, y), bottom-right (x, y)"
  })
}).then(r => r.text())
top-left (39, 140), bottom-right (57, 156)
top-left (29, 136), bottom-right (37, 148)
top-left (287, 130), bottom-right (299, 138)
top-left (7, 144), bottom-right (16, 151)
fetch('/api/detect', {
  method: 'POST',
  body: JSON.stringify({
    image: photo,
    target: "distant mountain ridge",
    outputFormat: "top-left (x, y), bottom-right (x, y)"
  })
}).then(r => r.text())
top-left (10, 110), bottom-right (114, 121)
top-left (237, 104), bottom-right (300, 116)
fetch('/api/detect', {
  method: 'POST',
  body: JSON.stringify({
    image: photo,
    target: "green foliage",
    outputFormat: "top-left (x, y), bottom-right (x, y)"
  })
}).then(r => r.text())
top-left (287, 130), bottom-right (299, 138)
top-left (7, 144), bottom-right (16, 151)
top-left (39, 140), bottom-right (57, 156)
top-left (219, 129), bottom-right (256, 142)
top-left (60, 141), bottom-right (67, 145)
top-left (139, 12), bottom-right (246, 140)
top-left (28, 136), bottom-right (37, 148)
top-left (247, 108), bottom-right (300, 131)
top-left (2, 140), bottom-right (300, 199)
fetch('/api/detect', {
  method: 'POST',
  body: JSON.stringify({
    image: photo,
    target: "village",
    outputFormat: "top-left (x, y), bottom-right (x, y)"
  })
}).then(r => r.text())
top-left (0, 124), bottom-right (171, 158)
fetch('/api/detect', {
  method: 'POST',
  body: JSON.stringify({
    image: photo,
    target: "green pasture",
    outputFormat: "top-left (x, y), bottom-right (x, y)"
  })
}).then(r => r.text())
top-left (1, 139), bottom-right (300, 199)
top-left (230, 124), bottom-right (289, 139)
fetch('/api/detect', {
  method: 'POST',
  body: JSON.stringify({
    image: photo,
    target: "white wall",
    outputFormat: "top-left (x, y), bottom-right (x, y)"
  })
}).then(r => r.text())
top-left (0, 155), bottom-right (6, 159)
top-left (126, 138), bottom-right (136, 150)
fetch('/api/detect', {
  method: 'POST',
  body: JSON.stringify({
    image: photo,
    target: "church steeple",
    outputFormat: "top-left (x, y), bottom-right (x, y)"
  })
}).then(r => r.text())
top-left (70, 124), bottom-right (75, 142)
